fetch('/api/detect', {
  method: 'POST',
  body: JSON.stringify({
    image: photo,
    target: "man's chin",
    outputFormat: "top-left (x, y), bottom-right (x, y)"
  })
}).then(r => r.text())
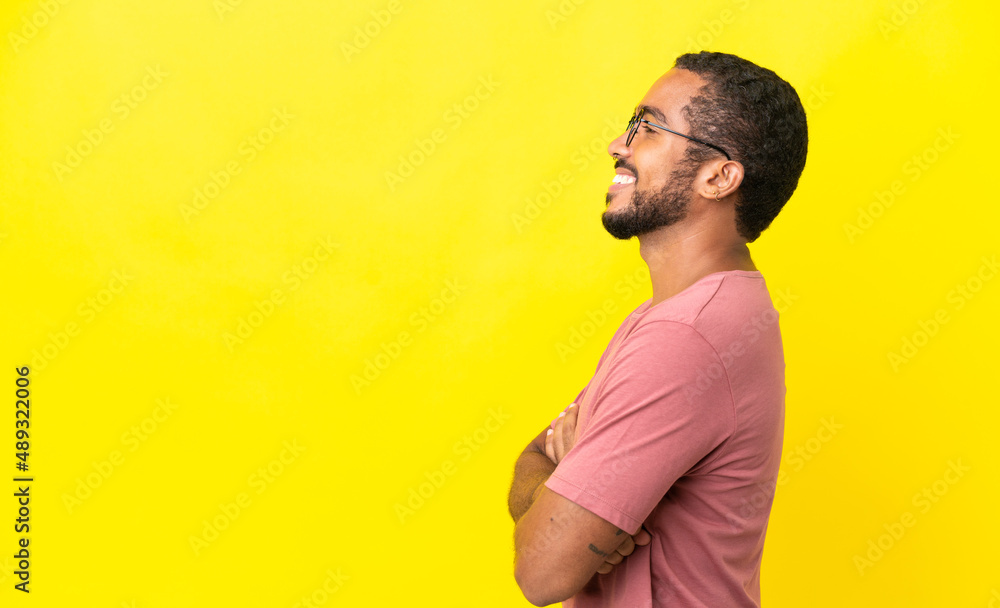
top-left (601, 210), bottom-right (639, 240)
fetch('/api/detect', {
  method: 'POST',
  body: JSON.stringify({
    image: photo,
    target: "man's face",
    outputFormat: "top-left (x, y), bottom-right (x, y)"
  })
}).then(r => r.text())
top-left (601, 155), bottom-right (700, 240)
top-left (602, 69), bottom-right (707, 240)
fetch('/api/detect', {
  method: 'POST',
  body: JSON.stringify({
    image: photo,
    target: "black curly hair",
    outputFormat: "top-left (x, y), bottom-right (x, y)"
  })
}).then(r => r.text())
top-left (673, 52), bottom-right (808, 242)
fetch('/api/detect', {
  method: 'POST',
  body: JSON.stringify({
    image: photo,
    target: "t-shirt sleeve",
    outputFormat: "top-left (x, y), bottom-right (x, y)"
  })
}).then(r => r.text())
top-left (545, 320), bottom-right (735, 534)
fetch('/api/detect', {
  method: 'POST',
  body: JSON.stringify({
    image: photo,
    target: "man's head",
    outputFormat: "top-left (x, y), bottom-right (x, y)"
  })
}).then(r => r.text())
top-left (602, 51), bottom-right (808, 243)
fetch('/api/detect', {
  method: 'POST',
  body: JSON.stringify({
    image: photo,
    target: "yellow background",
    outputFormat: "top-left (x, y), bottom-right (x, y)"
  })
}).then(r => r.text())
top-left (1, 0), bottom-right (997, 606)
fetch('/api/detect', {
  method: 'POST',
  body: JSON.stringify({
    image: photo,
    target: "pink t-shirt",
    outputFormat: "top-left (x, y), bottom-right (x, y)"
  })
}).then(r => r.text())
top-left (545, 270), bottom-right (785, 608)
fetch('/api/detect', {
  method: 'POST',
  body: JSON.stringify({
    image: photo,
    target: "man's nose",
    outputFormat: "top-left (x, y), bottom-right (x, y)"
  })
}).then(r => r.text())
top-left (608, 131), bottom-right (630, 161)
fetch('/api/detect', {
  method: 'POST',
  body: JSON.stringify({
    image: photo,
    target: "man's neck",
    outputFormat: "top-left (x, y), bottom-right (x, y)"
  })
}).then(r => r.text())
top-left (638, 223), bottom-right (757, 306)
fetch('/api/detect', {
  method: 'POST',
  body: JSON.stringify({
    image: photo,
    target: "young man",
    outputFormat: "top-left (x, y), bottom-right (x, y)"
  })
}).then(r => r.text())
top-left (508, 51), bottom-right (809, 607)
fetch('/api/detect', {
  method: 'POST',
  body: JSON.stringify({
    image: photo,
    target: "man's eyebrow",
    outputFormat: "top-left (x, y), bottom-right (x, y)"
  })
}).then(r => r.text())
top-left (637, 104), bottom-right (669, 125)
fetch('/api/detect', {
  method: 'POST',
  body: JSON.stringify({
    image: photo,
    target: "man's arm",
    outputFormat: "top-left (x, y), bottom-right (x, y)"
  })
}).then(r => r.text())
top-left (507, 427), bottom-right (555, 522)
top-left (514, 486), bottom-right (631, 606)
top-left (509, 406), bottom-right (648, 606)
top-left (508, 406), bottom-right (578, 522)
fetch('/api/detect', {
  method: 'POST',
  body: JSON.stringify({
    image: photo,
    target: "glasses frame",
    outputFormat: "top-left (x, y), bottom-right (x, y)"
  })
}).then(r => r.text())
top-left (626, 107), bottom-right (732, 161)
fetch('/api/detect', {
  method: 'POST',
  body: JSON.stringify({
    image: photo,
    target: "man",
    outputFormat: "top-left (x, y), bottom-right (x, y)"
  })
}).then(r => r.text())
top-left (507, 51), bottom-right (808, 607)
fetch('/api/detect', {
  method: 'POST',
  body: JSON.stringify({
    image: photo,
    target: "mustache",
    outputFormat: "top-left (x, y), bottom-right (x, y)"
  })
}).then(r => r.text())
top-left (613, 158), bottom-right (637, 175)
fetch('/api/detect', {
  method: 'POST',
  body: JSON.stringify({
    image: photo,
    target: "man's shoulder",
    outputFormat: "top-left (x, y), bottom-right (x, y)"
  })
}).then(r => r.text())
top-left (637, 270), bottom-right (772, 328)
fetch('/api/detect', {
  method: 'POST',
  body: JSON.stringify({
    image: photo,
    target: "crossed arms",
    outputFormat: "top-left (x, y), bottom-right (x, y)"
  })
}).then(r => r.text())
top-left (508, 404), bottom-right (651, 607)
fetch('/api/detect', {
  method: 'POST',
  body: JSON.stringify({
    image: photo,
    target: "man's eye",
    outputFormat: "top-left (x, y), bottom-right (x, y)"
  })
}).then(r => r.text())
top-left (642, 124), bottom-right (655, 132)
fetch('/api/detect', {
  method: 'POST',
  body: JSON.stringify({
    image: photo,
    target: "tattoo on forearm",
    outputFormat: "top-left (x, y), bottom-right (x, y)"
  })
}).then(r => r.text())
top-left (588, 543), bottom-right (609, 557)
top-left (615, 529), bottom-right (624, 536)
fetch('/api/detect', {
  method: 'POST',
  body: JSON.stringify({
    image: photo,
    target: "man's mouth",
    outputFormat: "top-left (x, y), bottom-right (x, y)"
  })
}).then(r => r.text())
top-left (608, 171), bottom-right (636, 195)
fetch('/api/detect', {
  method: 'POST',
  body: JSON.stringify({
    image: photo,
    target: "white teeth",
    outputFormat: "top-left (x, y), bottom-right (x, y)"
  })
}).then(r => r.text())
top-left (613, 174), bottom-right (636, 184)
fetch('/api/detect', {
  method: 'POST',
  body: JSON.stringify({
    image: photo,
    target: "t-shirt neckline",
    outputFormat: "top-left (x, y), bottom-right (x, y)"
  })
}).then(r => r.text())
top-left (631, 269), bottom-right (763, 317)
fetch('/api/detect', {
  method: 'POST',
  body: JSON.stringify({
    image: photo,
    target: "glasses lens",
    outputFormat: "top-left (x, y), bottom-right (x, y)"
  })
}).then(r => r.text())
top-left (626, 109), bottom-right (643, 146)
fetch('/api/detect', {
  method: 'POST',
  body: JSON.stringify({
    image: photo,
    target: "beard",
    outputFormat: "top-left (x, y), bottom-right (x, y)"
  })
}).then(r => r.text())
top-left (602, 160), bottom-right (699, 240)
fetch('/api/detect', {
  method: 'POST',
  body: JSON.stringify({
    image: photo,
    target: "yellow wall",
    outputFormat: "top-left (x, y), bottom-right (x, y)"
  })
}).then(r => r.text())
top-left (1, 0), bottom-right (997, 605)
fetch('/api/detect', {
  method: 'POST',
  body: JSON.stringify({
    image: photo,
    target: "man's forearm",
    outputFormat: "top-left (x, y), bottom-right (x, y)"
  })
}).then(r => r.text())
top-left (508, 449), bottom-right (556, 522)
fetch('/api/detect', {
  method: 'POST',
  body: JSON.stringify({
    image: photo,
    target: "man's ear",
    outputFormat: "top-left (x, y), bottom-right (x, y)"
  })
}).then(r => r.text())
top-left (698, 159), bottom-right (744, 201)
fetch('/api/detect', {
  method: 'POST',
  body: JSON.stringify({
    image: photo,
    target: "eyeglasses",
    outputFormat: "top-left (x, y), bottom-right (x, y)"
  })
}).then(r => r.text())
top-left (625, 107), bottom-right (731, 161)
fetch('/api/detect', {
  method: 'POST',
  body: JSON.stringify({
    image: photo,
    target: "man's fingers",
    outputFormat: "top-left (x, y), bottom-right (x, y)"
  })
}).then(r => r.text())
top-left (604, 551), bottom-right (624, 566)
top-left (592, 529), bottom-right (652, 578)
top-left (544, 428), bottom-right (556, 463)
top-left (563, 402), bottom-right (578, 437)
top-left (633, 527), bottom-right (652, 546)
top-left (544, 402), bottom-right (579, 465)
top-left (616, 535), bottom-right (637, 557)
top-left (555, 403), bottom-right (578, 461)
top-left (553, 412), bottom-right (568, 462)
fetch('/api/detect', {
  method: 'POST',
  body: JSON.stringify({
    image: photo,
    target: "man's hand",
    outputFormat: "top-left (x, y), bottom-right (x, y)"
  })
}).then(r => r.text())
top-left (544, 403), bottom-right (578, 464)
top-left (595, 527), bottom-right (652, 574)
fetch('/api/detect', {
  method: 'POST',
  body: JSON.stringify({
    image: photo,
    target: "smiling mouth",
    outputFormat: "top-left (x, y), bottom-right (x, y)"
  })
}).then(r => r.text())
top-left (612, 174), bottom-right (636, 185)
